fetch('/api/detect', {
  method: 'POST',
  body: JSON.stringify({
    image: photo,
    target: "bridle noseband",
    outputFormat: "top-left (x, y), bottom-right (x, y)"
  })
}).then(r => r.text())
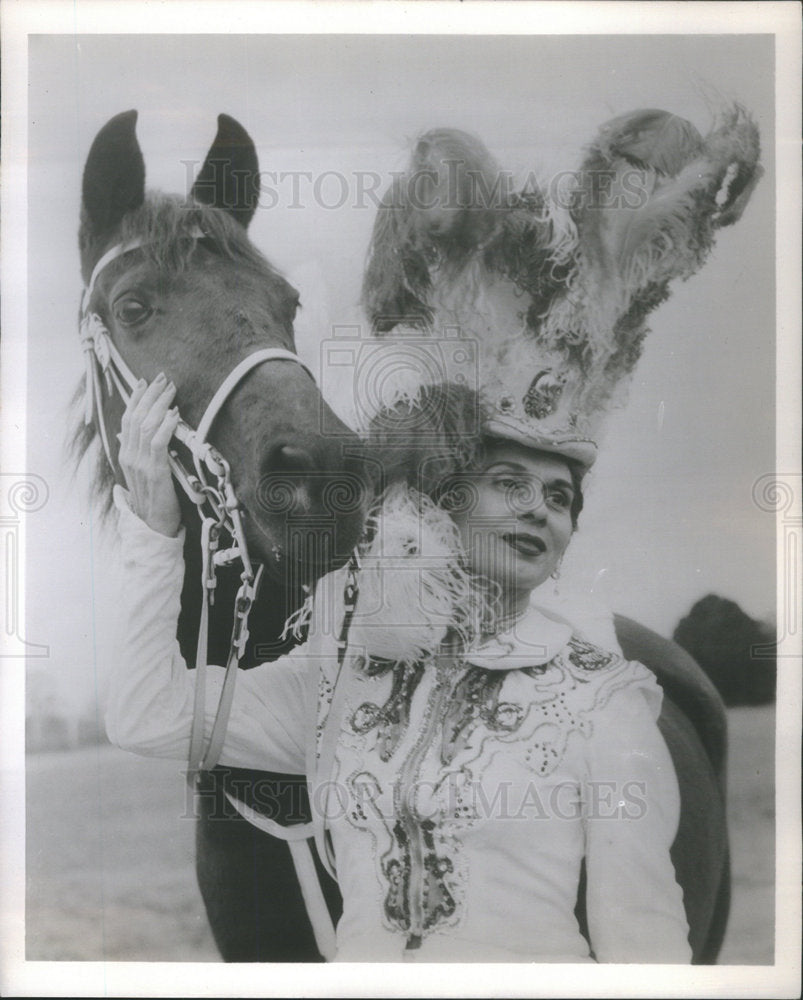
top-left (79, 230), bottom-right (315, 780)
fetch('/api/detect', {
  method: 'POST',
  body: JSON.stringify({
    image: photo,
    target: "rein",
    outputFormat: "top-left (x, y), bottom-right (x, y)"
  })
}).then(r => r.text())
top-left (79, 232), bottom-right (314, 781)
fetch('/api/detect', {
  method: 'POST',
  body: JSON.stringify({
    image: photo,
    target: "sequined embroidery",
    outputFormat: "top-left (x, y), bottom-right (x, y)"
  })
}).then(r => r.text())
top-left (565, 636), bottom-right (617, 673)
top-left (441, 668), bottom-right (514, 765)
top-left (331, 633), bottom-right (650, 949)
top-left (350, 659), bottom-right (426, 761)
top-left (382, 818), bottom-right (457, 942)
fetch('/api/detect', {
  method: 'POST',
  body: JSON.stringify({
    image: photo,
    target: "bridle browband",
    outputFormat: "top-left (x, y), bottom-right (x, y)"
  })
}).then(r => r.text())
top-left (79, 230), bottom-right (315, 781)
top-left (80, 228), bottom-right (313, 500)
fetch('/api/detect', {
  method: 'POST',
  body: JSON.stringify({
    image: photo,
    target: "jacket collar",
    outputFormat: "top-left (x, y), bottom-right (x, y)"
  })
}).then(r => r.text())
top-left (465, 600), bottom-right (573, 671)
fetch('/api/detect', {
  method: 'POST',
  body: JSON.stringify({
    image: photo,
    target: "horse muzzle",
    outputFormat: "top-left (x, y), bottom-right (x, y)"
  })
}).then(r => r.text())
top-left (247, 438), bottom-right (371, 582)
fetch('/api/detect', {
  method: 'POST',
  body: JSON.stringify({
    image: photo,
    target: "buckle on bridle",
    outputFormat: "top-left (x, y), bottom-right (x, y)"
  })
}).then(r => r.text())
top-left (230, 565), bottom-right (264, 657)
top-left (200, 517), bottom-right (222, 602)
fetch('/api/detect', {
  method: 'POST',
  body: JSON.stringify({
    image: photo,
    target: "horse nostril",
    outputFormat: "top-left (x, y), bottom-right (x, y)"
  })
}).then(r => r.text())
top-left (269, 443), bottom-right (315, 474)
top-left (258, 440), bottom-right (369, 529)
top-left (258, 443), bottom-right (316, 517)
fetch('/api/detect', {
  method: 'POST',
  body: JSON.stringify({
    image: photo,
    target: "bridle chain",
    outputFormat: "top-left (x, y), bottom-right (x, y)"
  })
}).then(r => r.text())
top-left (79, 231), bottom-right (315, 779)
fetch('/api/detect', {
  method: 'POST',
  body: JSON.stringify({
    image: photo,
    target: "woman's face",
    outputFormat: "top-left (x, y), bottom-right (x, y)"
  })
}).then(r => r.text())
top-left (449, 441), bottom-right (576, 599)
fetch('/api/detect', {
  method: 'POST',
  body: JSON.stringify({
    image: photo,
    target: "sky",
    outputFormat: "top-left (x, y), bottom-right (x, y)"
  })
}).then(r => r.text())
top-left (19, 30), bottom-right (777, 717)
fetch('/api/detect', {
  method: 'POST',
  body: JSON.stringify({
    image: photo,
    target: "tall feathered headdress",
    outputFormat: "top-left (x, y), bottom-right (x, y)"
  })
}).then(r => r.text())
top-left (361, 105), bottom-right (763, 468)
top-left (316, 105), bottom-right (763, 666)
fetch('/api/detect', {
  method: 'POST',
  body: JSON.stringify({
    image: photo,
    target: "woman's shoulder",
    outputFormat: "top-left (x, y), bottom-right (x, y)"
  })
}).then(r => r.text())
top-left (560, 634), bottom-right (623, 674)
top-left (542, 635), bottom-right (664, 723)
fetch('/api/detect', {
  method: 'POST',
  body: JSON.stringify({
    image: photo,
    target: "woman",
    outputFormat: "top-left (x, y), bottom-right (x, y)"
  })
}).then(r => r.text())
top-left (107, 375), bottom-right (692, 964)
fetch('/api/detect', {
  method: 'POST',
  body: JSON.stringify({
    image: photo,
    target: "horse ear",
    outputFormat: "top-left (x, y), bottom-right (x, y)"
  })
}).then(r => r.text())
top-left (191, 114), bottom-right (260, 229)
top-left (81, 110), bottom-right (145, 241)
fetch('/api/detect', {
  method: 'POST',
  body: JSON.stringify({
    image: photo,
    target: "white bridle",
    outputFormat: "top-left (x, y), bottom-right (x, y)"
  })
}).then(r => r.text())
top-left (79, 232), bottom-right (314, 775)
top-left (80, 229), bottom-right (313, 509)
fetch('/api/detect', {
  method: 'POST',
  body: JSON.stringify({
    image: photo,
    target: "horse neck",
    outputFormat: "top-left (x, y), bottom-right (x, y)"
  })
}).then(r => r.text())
top-left (176, 495), bottom-right (305, 669)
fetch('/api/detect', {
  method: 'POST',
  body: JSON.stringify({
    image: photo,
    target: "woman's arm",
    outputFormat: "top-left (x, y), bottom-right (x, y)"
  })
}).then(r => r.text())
top-left (105, 374), bottom-right (308, 774)
top-left (583, 670), bottom-right (692, 964)
top-left (105, 489), bottom-right (308, 774)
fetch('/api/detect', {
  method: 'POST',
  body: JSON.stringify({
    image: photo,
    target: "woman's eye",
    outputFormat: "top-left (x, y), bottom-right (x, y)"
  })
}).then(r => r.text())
top-left (495, 477), bottom-right (518, 490)
top-left (113, 298), bottom-right (152, 326)
top-left (548, 491), bottom-right (571, 510)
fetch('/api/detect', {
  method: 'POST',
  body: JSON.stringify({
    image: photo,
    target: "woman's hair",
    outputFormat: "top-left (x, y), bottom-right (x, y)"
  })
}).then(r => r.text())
top-left (566, 460), bottom-right (585, 529)
top-left (359, 382), bottom-right (584, 654)
top-left (366, 381), bottom-right (584, 528)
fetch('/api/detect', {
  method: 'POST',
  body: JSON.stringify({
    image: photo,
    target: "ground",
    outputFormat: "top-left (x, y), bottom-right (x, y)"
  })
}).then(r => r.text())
top-left (25, 704), bottom-right (775, 963)
top-left (716, 704), bottom-right (776, 965)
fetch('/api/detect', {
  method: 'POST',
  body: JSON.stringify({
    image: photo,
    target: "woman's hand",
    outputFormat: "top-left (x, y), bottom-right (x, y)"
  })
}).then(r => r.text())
top-left (118, 373), bottom-right (182, 537)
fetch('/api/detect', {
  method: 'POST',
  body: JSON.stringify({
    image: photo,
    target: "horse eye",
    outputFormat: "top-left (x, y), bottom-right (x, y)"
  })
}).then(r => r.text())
top-left (113, 297), bottom-right (152, 327)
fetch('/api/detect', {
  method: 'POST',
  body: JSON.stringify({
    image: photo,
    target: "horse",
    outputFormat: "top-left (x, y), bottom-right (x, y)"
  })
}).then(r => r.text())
top-left (73, 110), bottom-right (366, 961)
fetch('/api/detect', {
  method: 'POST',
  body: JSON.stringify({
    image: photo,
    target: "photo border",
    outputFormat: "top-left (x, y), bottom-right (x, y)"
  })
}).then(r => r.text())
top-left (2, 2), bottom-right (800, 997)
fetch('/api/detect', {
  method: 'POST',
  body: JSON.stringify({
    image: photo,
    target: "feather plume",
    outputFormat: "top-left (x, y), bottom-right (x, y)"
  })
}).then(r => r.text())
top-left (536, 104), bottom-right (763, 407)
top-left (347, 484), bottom-right (493, 666)
top-left (360, 105), bottom-right (762, 456)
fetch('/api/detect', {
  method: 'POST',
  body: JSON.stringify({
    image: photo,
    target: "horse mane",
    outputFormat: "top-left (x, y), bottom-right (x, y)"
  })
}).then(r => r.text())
top-left (71, 191), bottom-right (301, 515)
top-left (81, 192), bottom-right (296, 306)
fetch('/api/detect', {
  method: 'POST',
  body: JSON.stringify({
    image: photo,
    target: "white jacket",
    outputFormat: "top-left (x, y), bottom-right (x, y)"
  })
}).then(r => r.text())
top-left (107, 488), bottom-right (691, 963)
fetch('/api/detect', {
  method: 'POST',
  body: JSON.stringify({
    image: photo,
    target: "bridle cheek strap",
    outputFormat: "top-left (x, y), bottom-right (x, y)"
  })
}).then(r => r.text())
top-left (189, 348), bottom-right (314, 491)
top-left (80, 236), bottom-right (314, 779)
top-left (80, 229), bottom-right (314, 475)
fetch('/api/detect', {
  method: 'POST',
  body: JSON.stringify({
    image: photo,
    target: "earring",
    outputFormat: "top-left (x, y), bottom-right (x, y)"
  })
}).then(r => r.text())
top-left (551, 559), bottom-right (562, 596)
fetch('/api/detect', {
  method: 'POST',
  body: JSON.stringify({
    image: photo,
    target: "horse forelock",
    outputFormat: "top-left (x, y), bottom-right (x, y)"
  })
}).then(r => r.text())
top-left (81, 193), bottom-right (300, 333)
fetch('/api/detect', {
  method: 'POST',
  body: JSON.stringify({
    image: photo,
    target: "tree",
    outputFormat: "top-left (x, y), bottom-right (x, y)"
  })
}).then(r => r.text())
top-left (673, 594), bottom-right (776, 706)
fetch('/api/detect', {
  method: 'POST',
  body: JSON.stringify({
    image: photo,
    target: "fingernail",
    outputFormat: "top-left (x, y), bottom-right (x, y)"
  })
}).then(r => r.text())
top-left (155, 372), bottom-right (166, 383)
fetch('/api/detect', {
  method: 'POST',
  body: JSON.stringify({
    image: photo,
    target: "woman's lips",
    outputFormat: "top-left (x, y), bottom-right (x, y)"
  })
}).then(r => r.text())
top-left (501, 532), bottom-right (547, 558)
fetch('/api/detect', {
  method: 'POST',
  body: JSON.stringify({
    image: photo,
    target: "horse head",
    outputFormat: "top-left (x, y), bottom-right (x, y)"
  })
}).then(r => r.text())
top-left (76, 110), bottom-right (369, 590)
